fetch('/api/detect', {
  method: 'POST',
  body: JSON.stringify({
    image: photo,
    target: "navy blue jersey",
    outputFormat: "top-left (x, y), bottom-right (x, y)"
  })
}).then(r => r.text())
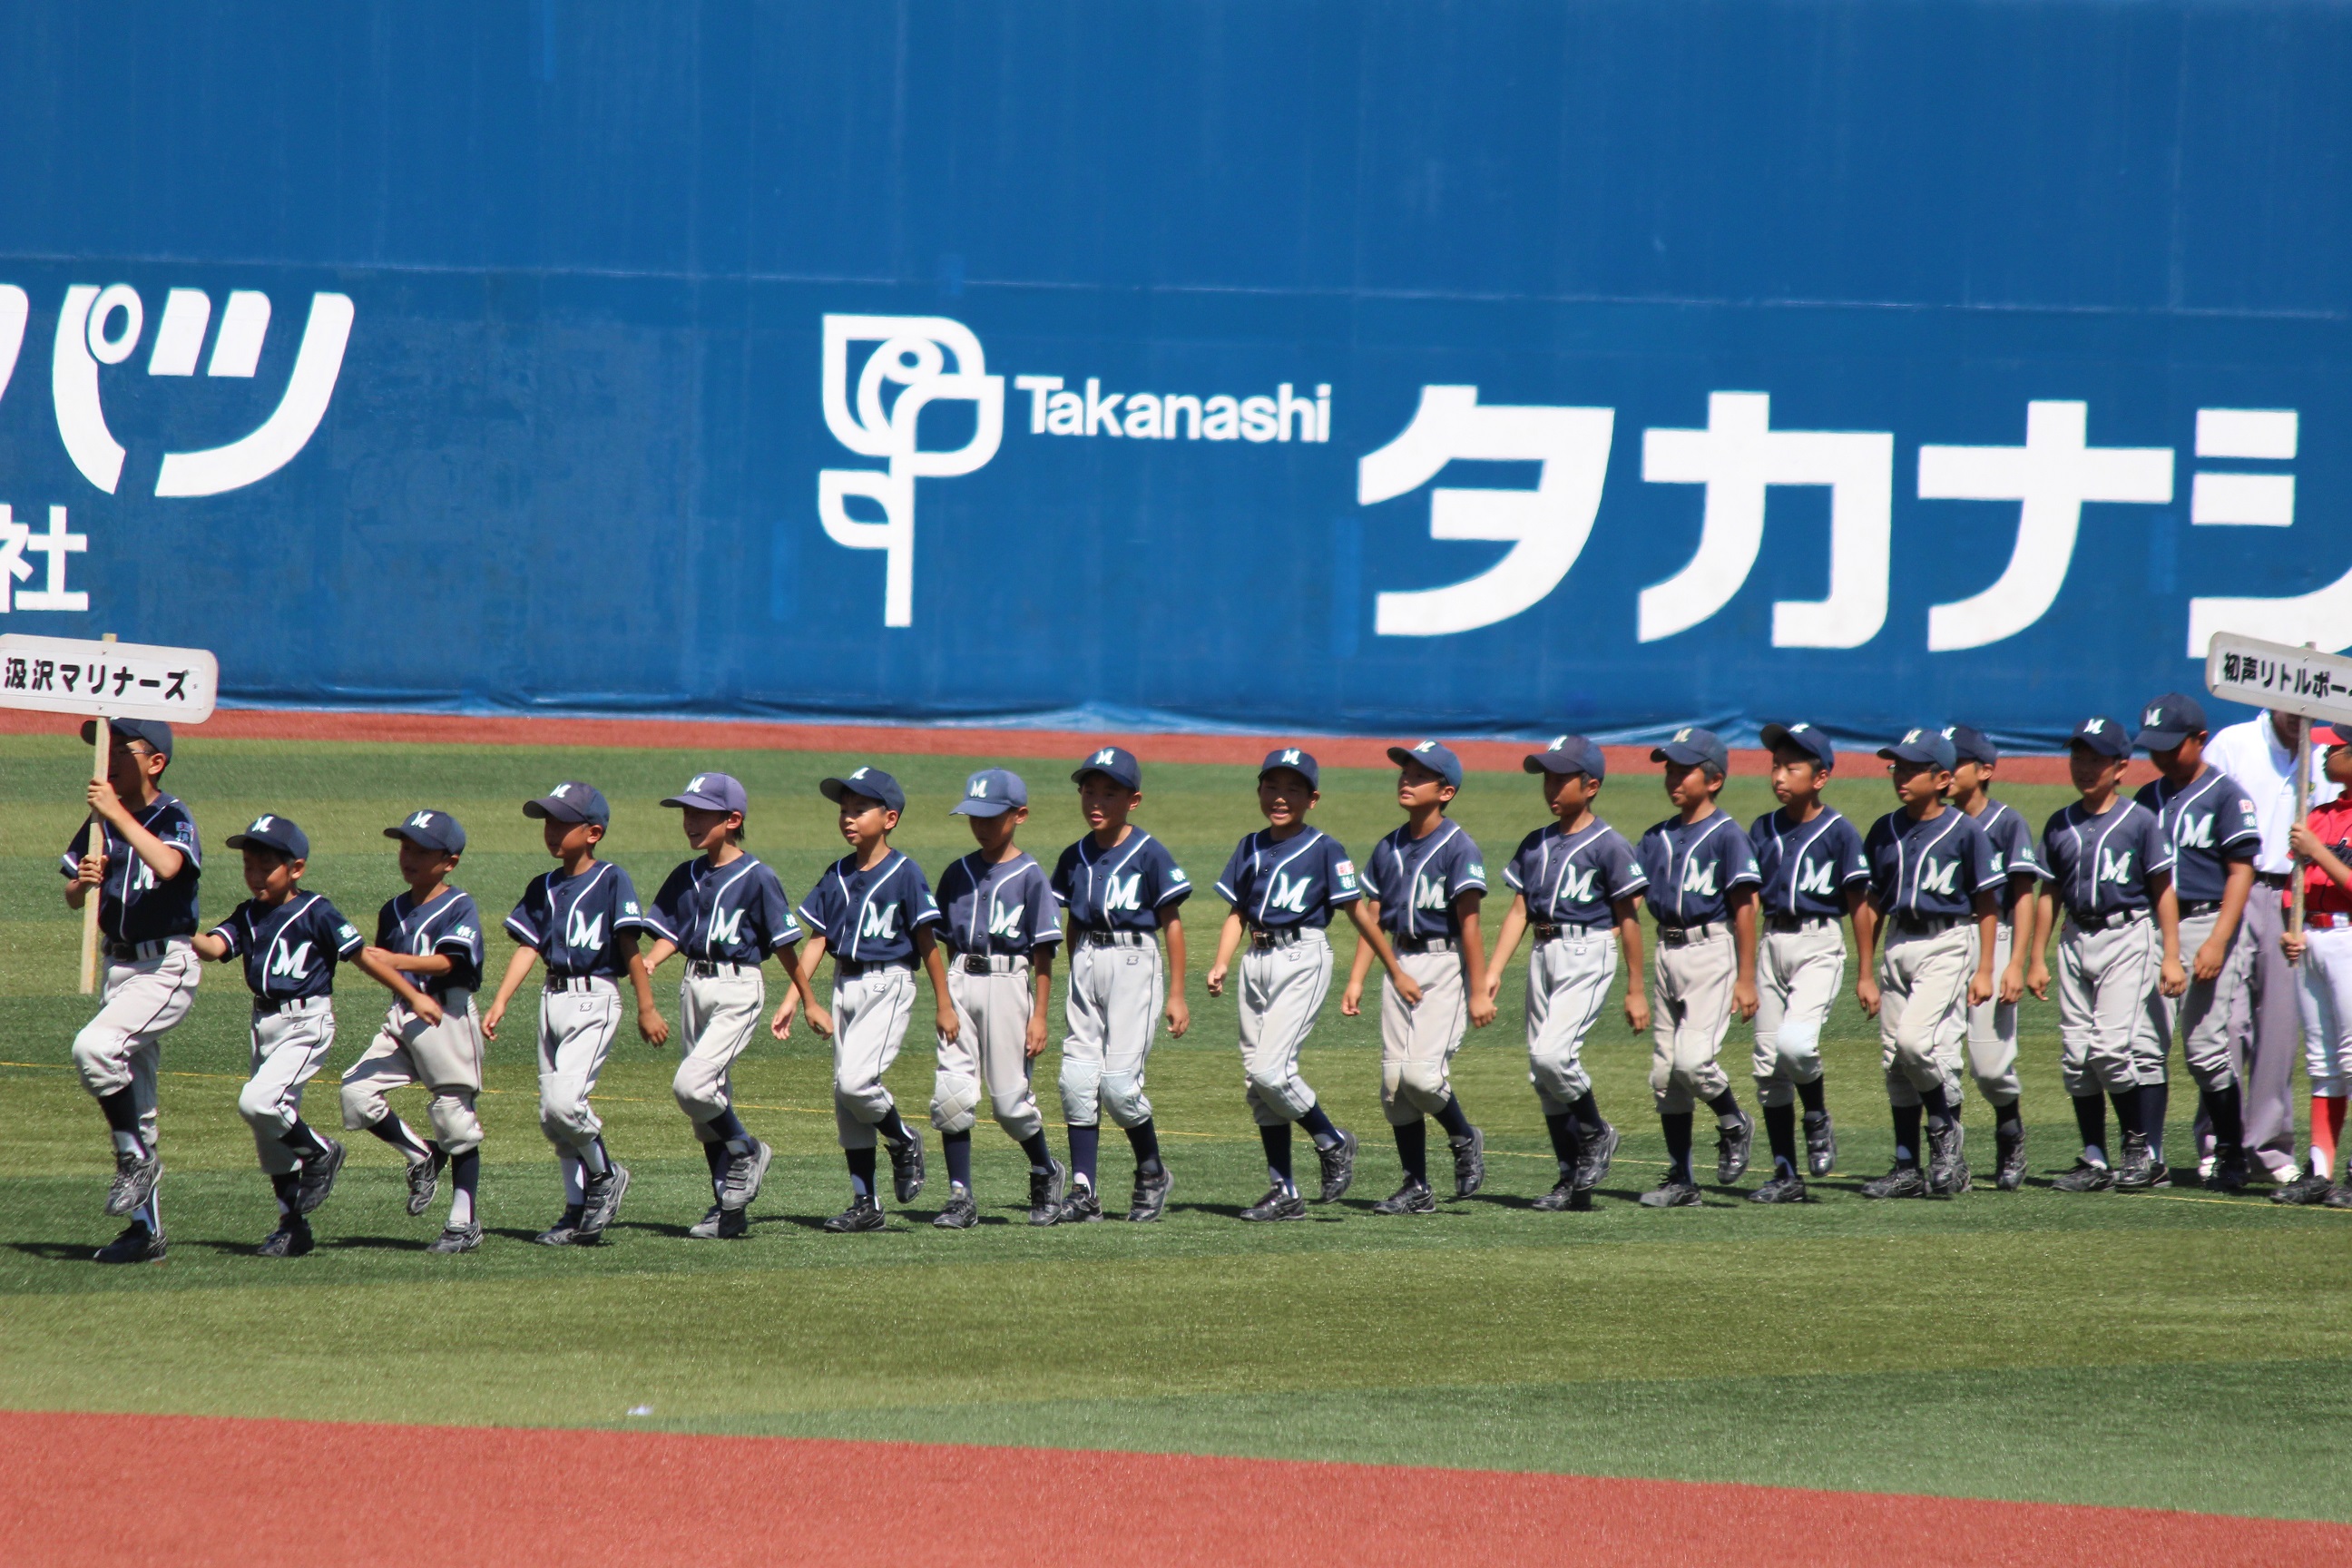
top-left (1364, 819), bottom-right (1486, 940)
top-left (375, 887), bottom-right (485, 996)
top-left (1963, 799), bottom-right (2046, 915)
top-left (1863, 808), bottom-right (2003, 919)
top-left (60, 791), bottom-right (202, 945)
top-left (1503, 819), bottom-right (1647, 926)
top-left (645, 855), bottom-right (803, 965)
top-left (798, 850), bottom-right (943, 964)
top-left (1215, 828), bottom-right (1361, 930)
top-left (2133, 768), bottom-right (2261, 905)
top-left (1749, 807), bottom-right (1869, 919)
top-left (1052, 829), bottom-right (1191, 932)
top-left (937, 851), bottom-right (1063, 957)
top-left (211, 891), bottom-right (364, 1002)
top-left (2040, 801), bottom-right (2176, 919)
top-left (1636, 810), bottom-right (1760, 927)
top-left (505, 860), bottom-right (652, 979)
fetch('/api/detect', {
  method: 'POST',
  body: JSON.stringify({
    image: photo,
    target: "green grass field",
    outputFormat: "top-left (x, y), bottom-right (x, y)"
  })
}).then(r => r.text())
top-left (3, 733), bottom-right (2346, 1520)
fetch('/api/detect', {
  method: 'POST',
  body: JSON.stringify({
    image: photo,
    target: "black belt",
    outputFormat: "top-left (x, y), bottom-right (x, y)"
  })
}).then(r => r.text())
top-left (253, 994), bottom-right (330, 1015)
top-left (835, 957), bottom-right (912, 978)
top-left (1764, 914), bottom-right (1838, 935)
top-left (1533, 920), bottom-right (1605, 944)
top-left (684, 959), bottom-right (753, 979)
top-left (1075, 927), bottom-right (1151, 948)
top-left (2179, 900), bottom-right (2224, 918)
top-left (1888, 912), bottom-right (1963, 935)
top-left (1247, 926), bottom-right (1311, 949)
top-left (543, 974), bottom-right (609, 993)
top-left (956, 953), bottom-right (1025, 975)
top-left (2258, 871), bottom-right (2293, 888)
top-left (1391, 936), bottom-right (1456, 956)
top-left (1655, 921), bottom-right (1721, 947)
top-left (104, 938), bottom-right (185, 961)
top-left (2070, 907), bottom-right (2151, 931)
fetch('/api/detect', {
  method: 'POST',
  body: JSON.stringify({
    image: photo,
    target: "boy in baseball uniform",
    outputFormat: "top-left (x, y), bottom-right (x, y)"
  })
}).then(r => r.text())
top-left (1484, 735), bottom-right (1649, 1211)
top-left (1344, 740), bottom-right (1493, 1215)
top-left (2131, 695), bottom-right (2261, 1191)
top-left (63, 718), bottom-right (201, 1264)
top-left (1851, 730), bottom-right (2003, 1200)
top-left (340, 809), bottom-right (491, 1254)
top-left (1206, 748), bottom-right (1417, 1221)
top-left (1941, 725), bottom-right (2043, 1190)
top-left (1052, 746), bottom-right (1191, 1224)
top-left (932, 769), bottom-right (1067, 1229)
top-left (1632, 728), bottom-right (1759, 1208)
top-left (192, 815), bottom-right (381, 1256)
top-left (640, 773), bottom-right (810, 1240)
top-left (2026, 718), bottom-right (2183, 1191)
top-left (1746, 721), bottom-right (1868, 1201)
top-left (2275, 733), bottom-right (2352, 1204)
top-left (484, 782), bottom-right (660, 1246)
top-left (792, 766), bottom-right (952, 1234)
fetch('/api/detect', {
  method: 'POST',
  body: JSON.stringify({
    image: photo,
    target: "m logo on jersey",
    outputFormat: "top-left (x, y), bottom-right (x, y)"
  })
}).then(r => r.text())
top-left (1101, 873), bottom-right (1142, 914)
top-left (708, 906), bottom-right (748, 946)
top-left (1918, 859), bottom-right (1959, 897)
top-left (2098, 848), bottom-right (2134, 884)
top-left (986, 903), bottom-right (1026, 938)
top-left (268, 941), bottom-right (313, 980)
top-left (1264, 873), bottom-right (1314, 914)
top-left (2177, 814), bottom-right (2214, 849)
top-left (858, 904), bottom-right (900, 941)
top-left (1413, 874), bottom-right (1450, 911)
top-left (564, 906), bottom-right (605, 951)
top-left (1556, 865), bottom-right (1599, 906)
top-left (1680, 858), bottom-right (1718, 897)
top-left (1797, 859), bottom-right (1836, 897)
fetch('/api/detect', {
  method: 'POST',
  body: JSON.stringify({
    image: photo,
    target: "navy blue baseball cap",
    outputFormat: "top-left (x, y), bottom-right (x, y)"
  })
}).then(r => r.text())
top-left (1651, 727), bottom-right (1730, 775)
top-left (1259, 747), bottom-right (1319, 789)
top-left (385, 808), bottom-right (466, 854)
top-left (227, 811), bottom-right (309, 859)
top-left (2070, 716), bottom-right (2133, 759)
top-left (1387, 740), bottom-right (1463, 789)
top-left (821, 766), bottom-right (906, 814)
top-left (1760, 721), bottom-right (1835, 769)
top-left (524, 781), bottom-right (610, 826)
top-left (951, 768), bottom-right (1027, 817)
top-left (1072, 745), bottom-right (1142, 791)
top-left (1943, 725), bottom-right (1999, 768)
top-left (662, 771), bottom-right (749, 816)
top-left (81, 717), bottom-right (172, 760)
top-left (1877, 728), bottom-right (1957, 770)
top-left (2135, 693), bottom-right (2209, 750)
top-left (1524, 734), bottom-right (1605, 781)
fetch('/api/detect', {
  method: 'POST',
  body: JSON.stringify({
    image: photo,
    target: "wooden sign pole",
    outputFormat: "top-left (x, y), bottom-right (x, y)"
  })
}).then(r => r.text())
top-left (76, 632), bottom-right (116, 996)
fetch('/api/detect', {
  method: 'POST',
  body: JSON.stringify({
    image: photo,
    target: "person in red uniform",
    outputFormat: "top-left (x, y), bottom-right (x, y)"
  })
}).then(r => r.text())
top-left (2278, 730), bottom-right (2352, 1204)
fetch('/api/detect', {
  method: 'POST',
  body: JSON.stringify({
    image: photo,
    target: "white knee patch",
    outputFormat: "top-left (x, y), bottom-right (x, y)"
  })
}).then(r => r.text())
top-left (931, 1072), bottom-right (982, 1133)
top-left (672, 1060), bottom-right (728, 1122)
top-left (1100, 1071), bottom-right (1150, 1128)
top-left (1397, 1059), bottom-right (1450, 1111)
top-left (338, 1079), bottom-right (387, 1131)
top-left (1058, 1057), bottom-right (1102, 1123)
top-left (428, 1093), bottom-right (484, 1155)
top-left (1775, 1017), bottom-right (1822, 1058)
top-left (236, 1080), bottom-right (284, 1130)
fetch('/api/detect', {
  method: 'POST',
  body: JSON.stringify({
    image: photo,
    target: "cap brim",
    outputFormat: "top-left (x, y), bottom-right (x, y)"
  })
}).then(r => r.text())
top-left (1071, 766), bottom-right (1138, 788)
top-left (383, 825), bottom-right (456, 848)
top-left (660, 793), bottom-right (733, 811)
top-left (950, 800), bottom-right (1015, 817)
top-left (224, 834), bottom-right (299, 856)
top-left (1878, 746), bottom-right (1944, 766)
top-left (523, 799), bottom-right (590, 822)
top-left (1651, 744), bottom-right (1708, 765)
top-left (1259, 765), bottom-right (1317, 784)
top-left (2133, 728), bottom-right (2190, 749)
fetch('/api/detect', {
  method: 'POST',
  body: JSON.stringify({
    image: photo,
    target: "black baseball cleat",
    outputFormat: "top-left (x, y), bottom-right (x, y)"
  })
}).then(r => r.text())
top-left (2052, 1159), bottom-right (2115, 1192)
top-left (1716, 1111), bottom-right (1754, 1185)
top-left (1240, 1185), bottom-right (1308, 1221)
top-left (2112, 1132), bottom-right (2157, 1191)
top-left (534, 1214), bottom-right (581, 1246)
top-left (1638, 1176), bottom-right (1702, 1209)
top-left (1055, 1183), bottom-right (1104, 1224)
top-left (1127, 1164), bottom-right (1173, 1223)
top-left (2145, 1160), bottom-right (2172, 1189)
top-left (887, 1129), bottom-right (926, 1204)
top-left (1926, 1121), bottom-right (1968, 1196)
top-left (1029, 1161), bottom-right (1069, 1226)
top-left (689, 1205), bottom-right (749, 1240)
top-left (257, 1218), bottom-right (315, 1258)
top-left (1314, 1127), bottom-right (1357, 1202)
top-left (576, 1163), bottom-right (630, 1241)
top-left (1532, 1174), bottom-right (1577, 1212)
top-left (2272, 1171), bottom-right (2335, 1205)
top-left (822, 1195), bottom-right (887, 1233)
top-left (1575, 1122), bottom-right (1620, 1191)
top-left (2204, 1152), bottom-right (2248, 1193)
top-left (1749, 1173), bottom-right (1808, 1204)
top-left (294, 1137), bottom-right (346, 1215)
top-left (1860, 1163), bottom-right (1927, 1200)
top-left (2326, 1184), bottom-right (2352, 1209)
top-left (1565, 1186), bottom-right (1593, 1211)
top-left (1994, 1126), bottom-right (2028, 1191)
top-left (1802, 1110), bottom-right (1838, 1177)
top-left (426, 1220), bottom-right (484, 1254)
top-left (933, 1191), bottom-right (979, 1230)
top-left (1372, 1179), bottom-right (1437, 1215)
top-left (722, 1140), bottom-right (773, 1212)
top-left (405, 1149), bottom-right (446, 1217)
top-left (105, 1148), bottom-right (162, 1218)
top-left (93, 1223), bottom-right (166, 1264)
top-left (1449, 1127), bottom-right (1485, 1198)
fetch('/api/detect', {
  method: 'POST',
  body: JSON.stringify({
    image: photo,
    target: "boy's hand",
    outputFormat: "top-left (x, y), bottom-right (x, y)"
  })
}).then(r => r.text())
top-left (84, 779), bottom-right (130, 828)
top-left (1024, 1011), bottom-right (1048, 1061)
top-left (1339, 978), bottom-right (1365, 1016)
top-left (638, 1004), bottom-right (671, 1045)
top-left (2289, 823), bottom-right (2322, 860)
top-left (936, 1003), bottom-right (960, 1044)
top-left (1468, 989), bottom-right (1497, 1028)
top-left (1204, 963), bottom-right (1229, 998)
top-left (1623, 990), bottom-right (1651, 1033)
top-left (805, 1002), bottom-right (836, 1039)
top-left (1966, 969), bottom-right (1994, 1008)
top-left (482, 998), bottom-right (506, 1039)
top-left (74, 852), bottom-right (105, 890)
top-left (410, 995), bottom-right (446, 1027)
top-left (2159, 956), bottom-right (2188, 997)
top-left (1165, 994), bottom-right (1191, 1037)
top-left (1731, 976), bottom-right (1759, 1022)
top-left (1999, 961), bottom-right (2025, 1005)
top-left (1392, 971), bottom-right (1424, 1007)
top-left (2025, 959), bottom-right (2052, 1001)
top-left (1856, 973), bottom-right (1883, 1018)
top-left (2193, 934), bottom-right (2229, 983)
top-left (769, 997), bottom-right (796, 1041)
top-left (2283, 930), bottom-right (2308, 965)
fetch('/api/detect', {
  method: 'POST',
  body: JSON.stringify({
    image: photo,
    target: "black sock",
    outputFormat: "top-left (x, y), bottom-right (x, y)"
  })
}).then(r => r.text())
top-left (1393, 1119), bottom-right (1428, 1185)
top-left (279, 1120), bottom-right (328, 1160)
top-left (701, 1139), bottom-right (730, 1196)
top-left (1995, 1099), bottom-right (2025, 1135)
top-left (364, 1115), bottom-right (431, 1162)
top-left (1544, 1112), bottom-right (1584, 1172)
top-left (2072, 1093), bottom-right (2109, 1161)
top-left (450, 1149), bottom-right (480, 1202)
top-left (1433, 1096), bottom-right (1474, 1140)
top-left (1124, 1120), bottom-right (1162, 1176)
top-left (2109, 1085), bottom-right (2143, 1140)
top-left (1795, 1077), bottom-right (1828, 1115)
top-left (1020, 1131), bottom-right (1056, 1173)
top-left (269, 1171), bottom-right (301, 1218)
top-left (875, 1106), bottom-right (911, 1147)
top-left (943, 1129), bottom-right (973, 1190)
top-left (846, 1146), bottom-right (877, 1198)
top-left (2143, 1081), bottom-right (2169, 1159)
top-left (1298, 1103), bottom-right (1339, 1150)
top-left (1892, 1104), bottom-right (1924, 1167)
top-left (97, 1086), bottom-right (143, 1141)
top-left (1570, 1092), bottom-right (1606, 1132)
top-left (2205, 1083), bottom-right (2246, 1151)
top-left (1259, 1122), bottom-right (1294, 1187)
top-left (1919, 1083), bottom-right (1954, 1131)
top-left (1661, 1112), bottom-right (1694, 1182)
top-left (1705, 1088), bottom-right (1743, 1122)
top-left (708, 1107), bottom-right (750, 1146)
top-left (1067, 1123), bottom-right (1101, 1186)
top-left (1763, 1101), bottom-right (1798, 1177)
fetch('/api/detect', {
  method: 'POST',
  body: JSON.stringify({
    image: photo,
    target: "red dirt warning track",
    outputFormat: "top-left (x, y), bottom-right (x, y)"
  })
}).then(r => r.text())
top-left (0, 1411), bottom-right (2336, 1567)
top-left (0, 707), bottom-right (2143, 785)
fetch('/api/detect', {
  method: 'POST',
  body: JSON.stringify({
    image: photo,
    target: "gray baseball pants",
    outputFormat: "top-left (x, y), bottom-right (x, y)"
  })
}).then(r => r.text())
top-left (1650, 930), bottom-right (1735, 1114)
top-left (2132, 909), bottom-right (2243, 1095)
top-left (1877, 924), bottom-right (1973, 1108)
top-left (1061, 937), bottom-right (1161, 1128)
top-left (1238, 930), bottom-right (1333, 1125)
top-left (832, 964), bottom-right (916, 1149)
top-left (935, 959), bottom-right (1045, 1142)
top-left (1525, 928), bottom-right (1615, 1113)
top-left (72, 942), bottom-right (201, 1150)
top-left (536, 977), bottom-right (622, 1152)
top-left (341, 994), bottom-right (486, 1154)
top-left (1380, 946), bottom-right (1467, 1125)
top-left (674, 966), bottom-right (765, 1140)
top-left (2226, 890), bottom-right (2301, 1176)
top-left (240, 997), bottom-right (338, 1175)
top-left (1958, 919), bottom-right (2024, 1106)
top-left (1752, 922), bottom-right (1842, 1107)
top-left (2057, 918), bottom-right (2155, 1097)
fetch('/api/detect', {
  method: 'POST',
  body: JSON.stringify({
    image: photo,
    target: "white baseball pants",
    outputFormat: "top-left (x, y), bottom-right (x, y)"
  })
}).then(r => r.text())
top-left (934, 960), bottom-right (1045, 1142)
top-left (1380, 947), bottom-right (1467, 1125)
top-left (1877, 924), bottom-right (1973, 1108)
top-left (674, 967), bottom-right (766, 1139)
top-left (2132, 909), bottom-right (2244, 1094)
top-left (72, 943), bottom-right (201, 1148)
top-left (1525, 929), bottom-right (1615, 1113)
top-left (536, 977), bottom-right (622, 1152)
top-left (1959, 919), bottom-right (2024, 1106)
top-left (1237, 931), bottom-right (1333, 1126)
top-left (1060, 938), bottom-right (1162, 1129)
top-left (1752, 922), bottom-right (1843, 1107)
top-left (1650, 931), bottom-right (1736, 1113)
top-left (240, 998), bottom-right (338, 1175)
top-left (341, 995), bottom-right (486, 1154)
top-left (2298, 925), bottom-right (2352, 1096)
top-left (832, 965), bottom-right (916, 1149)
top-left (2057, 918), bottom-right (2156, 1097)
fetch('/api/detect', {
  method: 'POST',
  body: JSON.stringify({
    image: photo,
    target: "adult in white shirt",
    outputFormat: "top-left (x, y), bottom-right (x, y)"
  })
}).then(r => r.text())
top-left (2202, 709), bottom-right (2339, 1181)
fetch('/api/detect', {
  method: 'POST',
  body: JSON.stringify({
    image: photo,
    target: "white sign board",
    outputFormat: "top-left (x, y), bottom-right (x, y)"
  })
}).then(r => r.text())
top-left (0, 633), bottom-right (218, 722)
top-left (2205, 632), bottom-right (2352, 729)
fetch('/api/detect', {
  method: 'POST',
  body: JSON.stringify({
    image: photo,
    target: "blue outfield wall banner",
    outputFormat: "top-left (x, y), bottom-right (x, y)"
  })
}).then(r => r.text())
top-left (0, 2), bottom-right (2347, 749)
